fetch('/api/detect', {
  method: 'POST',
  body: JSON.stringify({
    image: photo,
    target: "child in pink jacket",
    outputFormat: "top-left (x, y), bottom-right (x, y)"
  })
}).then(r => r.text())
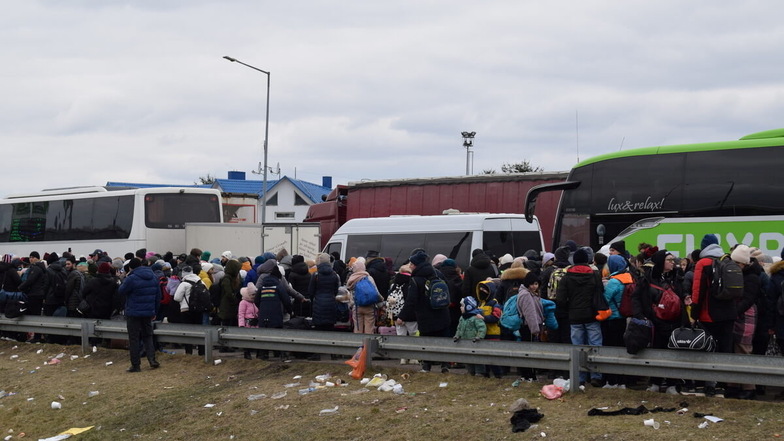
top-left (238, 283), bottom-right (262, 359)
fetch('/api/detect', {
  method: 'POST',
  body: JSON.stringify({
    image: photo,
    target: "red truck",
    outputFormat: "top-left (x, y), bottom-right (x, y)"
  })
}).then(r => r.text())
top-left (305, 173), bottom-right (568, 251)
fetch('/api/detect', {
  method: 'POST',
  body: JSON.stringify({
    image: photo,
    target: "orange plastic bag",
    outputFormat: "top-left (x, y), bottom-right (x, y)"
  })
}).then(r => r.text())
top-left (345, 345), bottom-right (368, 380)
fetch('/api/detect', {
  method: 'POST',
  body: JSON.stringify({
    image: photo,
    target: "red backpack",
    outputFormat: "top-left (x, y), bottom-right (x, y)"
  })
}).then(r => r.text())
top-left (610, 273), bottom-right (636, 317)
top-left (159, 276), bottom-right (173, 305)
top-left (650, 284), bottom-right (681, 321)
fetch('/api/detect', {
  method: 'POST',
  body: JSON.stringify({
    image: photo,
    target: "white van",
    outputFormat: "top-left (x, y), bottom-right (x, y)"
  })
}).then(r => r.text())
top-left (323, 213), bottom-right (545, 269)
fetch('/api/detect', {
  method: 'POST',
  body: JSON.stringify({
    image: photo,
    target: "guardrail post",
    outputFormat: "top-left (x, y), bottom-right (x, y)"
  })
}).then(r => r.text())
top-left (363, 337), bottom-right (379, 369)
top-left (568, 347), bottom-right (584, 394)
top-left (204, 328), bottom-right (220, 364)
top-left (80, 322), bottom-right (95, 354)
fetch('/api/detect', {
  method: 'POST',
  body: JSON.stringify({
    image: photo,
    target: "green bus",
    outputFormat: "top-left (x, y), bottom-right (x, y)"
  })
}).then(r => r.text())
top-left (525, 128), bottom-right (784, 257)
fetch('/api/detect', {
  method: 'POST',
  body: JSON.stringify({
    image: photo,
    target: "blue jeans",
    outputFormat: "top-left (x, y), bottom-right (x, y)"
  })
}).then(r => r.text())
top-left (570, 322), bottom-right (603, 382)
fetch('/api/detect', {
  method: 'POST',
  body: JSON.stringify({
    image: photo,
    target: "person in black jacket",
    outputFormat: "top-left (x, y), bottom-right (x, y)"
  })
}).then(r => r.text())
top-left (287, 255), bottom-right (313, 317)
top-left (365, 252), bottom-right (391, 301)
top-left (726, 245), bottom-right (761, 400)
top-left (398, 250), bottom-right (450, 373)
top-left (462, 249), bottom-right (498, 299)
top-left (309, 253), bottom-right (341, 331)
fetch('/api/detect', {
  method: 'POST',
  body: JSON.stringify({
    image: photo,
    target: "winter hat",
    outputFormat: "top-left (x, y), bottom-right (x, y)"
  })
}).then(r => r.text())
top-left (98, 262), bottom-right (113, 274)
top-left (181, 265), bottom-right (193, 276)
top-left (128, 258), bottom-right (142, 270)
top-left (259, 259), bottom-right (277, 274)
top-left (212, 263), bottom-right (224, 273)
top-left (276, 248), bottom-right (289, 261)
top-left (202, 263), bottom-right (214, 273)
top-left (650, 250), bottom-right (670, 270)
top-left (254, 255), bottom-right (265, 265)
top-left (441, 258), bottom-right (457, 268)
top-left (317, 253), bottom-right (331, 265)
top-left (291, 255), bottom-right (305, 265)
top-left (262, 252), bottom-right (276, 261)
top-left (240, 282), bottom-right (257, 301)
top-left (542, 252), bottom-right (555, 265)
top-left (221, 251), bottom-right (233, 260)
top-left (431, 254), bottom-right (447, 268)
top-left (609, 240), bottom-right (627, 257)
top-left (460, 296), bottom-right (482, 315)
top-left (731, 244), bottom-right (751, 265)
top-left (522, 271), bottom-right (540, 288)
top-left (30, 251), bottom-right (41, 259)
top-left (565, 240), bottom-right (578, 252)
top-left (499, 253), bottom-right (514, 266)
top-left (573, 248), bottom-right (591, 265)
top-left (700, 234), bottom-right (719, 249)
top-left (151, 260), bottom-right (164, 272)
top-left (351, 261), bottom-right (366, 272)
top-left (409, 250), bottom-right (429, 266)
top-left (201, 251), bottom-right (212, 262)
top-left (366, 250), bottom-right (380, 258)
top-left (554, 246), bottom-right (570, 263)
top-left (471, 248), bottom-right (484, 257)
top-left (607, 254), bottom-right (627, 274)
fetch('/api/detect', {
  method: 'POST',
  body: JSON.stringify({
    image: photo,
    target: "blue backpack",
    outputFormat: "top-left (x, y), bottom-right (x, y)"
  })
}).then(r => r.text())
top-left (353, 277), bottom-right (379, 306)
top-left (500, 293), bottom-right (523, 331)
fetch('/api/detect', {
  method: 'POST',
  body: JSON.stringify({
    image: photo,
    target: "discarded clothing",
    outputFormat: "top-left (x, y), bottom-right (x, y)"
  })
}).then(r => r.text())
top-left (510, 408), bottom-right (544, 432)
top-left (587, 405), bottom-right (676, 416)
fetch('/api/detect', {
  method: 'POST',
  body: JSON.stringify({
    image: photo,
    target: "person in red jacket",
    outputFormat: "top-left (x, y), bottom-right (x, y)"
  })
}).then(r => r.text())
top-left (690, 234), bottom-right (737, 396)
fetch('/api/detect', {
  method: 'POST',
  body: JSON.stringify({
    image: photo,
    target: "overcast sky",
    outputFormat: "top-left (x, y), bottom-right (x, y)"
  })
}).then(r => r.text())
top-left (3, 1), bottom-right (784, 198)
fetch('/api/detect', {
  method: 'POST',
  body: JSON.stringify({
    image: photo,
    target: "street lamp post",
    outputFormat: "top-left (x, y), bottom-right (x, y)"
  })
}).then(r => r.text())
top-left (223, 56), bottom-right (270, 251)
top-left (461, 131), bottom-right (476, 175)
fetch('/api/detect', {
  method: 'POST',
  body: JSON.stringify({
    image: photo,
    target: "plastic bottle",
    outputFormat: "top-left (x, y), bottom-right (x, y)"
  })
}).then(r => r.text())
top-left (298, 387), bottom-right (316, 395)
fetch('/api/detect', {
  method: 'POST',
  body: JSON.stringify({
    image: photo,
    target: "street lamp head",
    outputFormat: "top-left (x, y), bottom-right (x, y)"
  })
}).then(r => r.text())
top-left (461, 131), bottom-right (476, 139)
top-left (223, 56), bottom-right (237, 62)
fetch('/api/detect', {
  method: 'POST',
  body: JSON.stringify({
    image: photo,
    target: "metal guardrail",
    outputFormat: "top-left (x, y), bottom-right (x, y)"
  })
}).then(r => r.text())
top-left (2, 315), bottom-right (783, 390)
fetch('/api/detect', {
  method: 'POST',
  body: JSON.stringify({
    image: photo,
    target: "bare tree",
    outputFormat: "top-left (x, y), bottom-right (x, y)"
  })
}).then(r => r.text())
top-left (194, 174), bottom-right (216, 185)
top-left (500, 160), bottom-right (542, 173)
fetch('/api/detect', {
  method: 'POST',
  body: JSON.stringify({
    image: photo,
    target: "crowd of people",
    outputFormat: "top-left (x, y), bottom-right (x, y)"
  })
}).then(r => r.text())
top-left (0, 237), bottom-right (782, 399)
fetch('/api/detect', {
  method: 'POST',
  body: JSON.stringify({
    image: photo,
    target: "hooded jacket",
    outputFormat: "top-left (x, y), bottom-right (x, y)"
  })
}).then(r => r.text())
top-left (691, 244), bottom-right (736, 323)
top-left (476, 280), bottom-right (502, 338)
top-left (82, 272), bottom-right (117, 319)
top-left (218, 260), bottom-right (242, 321)
top-left (365, 257), bottom-right (391, 300)
top-left (555, 264), bottom-right (602, 324)
top-left (400, 262), bottom-right (450, 335)
top-left (462, 251), bottom-right (497, 298)
top-left (19, 261), bottom-right (47, 300)
top-left (308, 262), bottom-right (341, 327)
top-left (119, 265), bottom-right (160, 317)
top-left (256, 274), bottom-right (292, 328)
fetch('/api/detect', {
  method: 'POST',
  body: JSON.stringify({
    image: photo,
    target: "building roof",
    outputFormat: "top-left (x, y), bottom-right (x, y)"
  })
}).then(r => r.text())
top-left (214, 176), bottom-right (330, 204)
top-left (212, 178), bottom-right (279, 195)
top-left (106, 182), bottom-right (210, 189)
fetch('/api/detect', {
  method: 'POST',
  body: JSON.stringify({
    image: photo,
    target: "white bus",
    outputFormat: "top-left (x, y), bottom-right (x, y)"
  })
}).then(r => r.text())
top-left (0, 186), bottom-right (223, 258)
top-left (323, 213), bottom-right (545, 269)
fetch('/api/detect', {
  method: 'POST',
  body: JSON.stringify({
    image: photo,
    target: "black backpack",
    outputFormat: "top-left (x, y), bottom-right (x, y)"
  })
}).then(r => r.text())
top-left (184, 279), bottom-right (212, 313)
top-left (46, 268), bottom-right (68, 304)
top-left (709, 255), bottom-right (744, 301)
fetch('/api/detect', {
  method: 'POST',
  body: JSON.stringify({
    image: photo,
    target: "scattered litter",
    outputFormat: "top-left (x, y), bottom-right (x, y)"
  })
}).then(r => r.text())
top-left (292, 375), bottom-right (302, 380)
top-left (271, 391), bottom-right (287, 399)
top-left (314, 374), bottom-right (332, 382)
top-left (213, 359), bottom-right (222, 365)
top-left (38, 426), bottom-right (94, 441)
top-left (400, 373), bottom-right (410, 380)
top-left (298, 388), bottom-right (316, 395)
top-left (552, 378), bottom-right (570, 391)
top-left (366, 377), bottom-right (385, 387)
top-left (274, 404), bottom-right (290, 410)
top-left (250, 410), bottom-right (258, 415)
top-left (325, 381), bottom-right (335, 387)
top-left (283, 383), bottom-right (301, 388)
top-left (51, 401), bottom-right (62, 409)
top-left (541, 433), bottom-right (546, 438)
top-left (48, 358), bottom-right (62, 365)
top-left (540, 385), bottom-right (563, 400)
top-left (698, 421), bottom-right (709, 429)
top-left (87, 391), bottom-right (99, 398)
top-left (37, 349), bottom-right (44, 354)
top-left (204, 403), bottom-right (216, 408)
top-left (704, 415), bottom-right (723, 423)
top-left (643, 418), bottom-right (660, 429)
top-left (677, 407), bottom-right (689, 415)
top-left (55, 353), bottom-right (65, 359)
top-left (10, 355), bottom-right (18, 360)
top-left (392, 384), bottom-right (404, 394)
top-left (247, 394), bottom-right (267, 401)
top-left (92, 346), bottom-right (97, 353)
top-left (27, 397), bottom-right (34, 401)
top-left (319, 406), bottom-right (339, 416)
top-left (510, 407), bottom-right (545, 433)
top-left (395, 407), bottom-right (407, 413)
top-left (4, 435), bottom-right (11, 440)
top-left (216, 412), bottom-right (223, 416)
top-left (360, 378), bottom-right (370, 385)
top-left (104, 362), bottom-right (112, 366)
top-left (438, 382), bottom-right (448, 388)
top-left (70, 355), bottom-right (79, 360)
top-left (378, 379), bottom-right (397, 392)
top-left (58, 394), bottom-right (65, 400)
